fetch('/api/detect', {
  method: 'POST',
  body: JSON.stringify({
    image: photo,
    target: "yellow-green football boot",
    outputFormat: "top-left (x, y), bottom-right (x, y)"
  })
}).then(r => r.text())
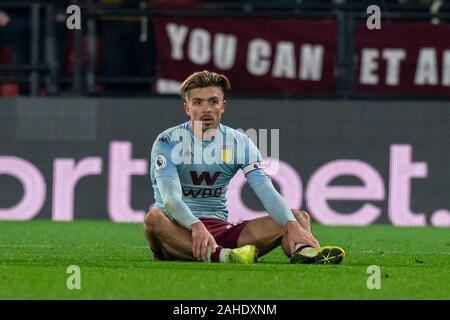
top-left (229, 245), bottom-right (257, 264)
top-left (290, 246), bottom-right (345, 264)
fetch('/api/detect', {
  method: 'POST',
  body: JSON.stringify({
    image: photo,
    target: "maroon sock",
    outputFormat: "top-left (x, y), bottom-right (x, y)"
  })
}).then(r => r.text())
top-left (211, 246), bottom-right (223, 262)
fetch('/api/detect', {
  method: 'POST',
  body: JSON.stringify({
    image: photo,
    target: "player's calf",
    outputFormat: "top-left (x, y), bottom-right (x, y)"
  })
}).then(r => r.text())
top-left (143, 208), bottom-right (168, 260)
top-left (143, 208), bottom-right (196, 261)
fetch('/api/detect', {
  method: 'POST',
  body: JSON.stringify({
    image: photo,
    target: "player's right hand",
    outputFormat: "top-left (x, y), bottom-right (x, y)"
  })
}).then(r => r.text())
top-left (190, 221), bottom-right (218, 261)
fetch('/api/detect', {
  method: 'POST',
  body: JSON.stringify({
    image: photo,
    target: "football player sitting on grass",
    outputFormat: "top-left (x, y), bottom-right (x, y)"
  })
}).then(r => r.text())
top-left (144, 70), bottom-right (345, 265)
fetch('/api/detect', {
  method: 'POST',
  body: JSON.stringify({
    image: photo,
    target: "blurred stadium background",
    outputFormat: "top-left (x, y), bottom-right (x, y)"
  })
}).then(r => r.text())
top-left (1, 0), bottom-right (450, 300)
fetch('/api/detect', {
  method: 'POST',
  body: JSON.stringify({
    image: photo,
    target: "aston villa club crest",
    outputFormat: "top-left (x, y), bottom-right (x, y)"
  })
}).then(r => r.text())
top-left (222, 146), bottom-right (233, 163)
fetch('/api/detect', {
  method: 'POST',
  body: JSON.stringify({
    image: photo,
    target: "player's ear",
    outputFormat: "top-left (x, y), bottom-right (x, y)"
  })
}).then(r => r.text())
top-left (221, 99), bottom-right (227, 114)
top-left (183, 102), bottom-right (190, 116)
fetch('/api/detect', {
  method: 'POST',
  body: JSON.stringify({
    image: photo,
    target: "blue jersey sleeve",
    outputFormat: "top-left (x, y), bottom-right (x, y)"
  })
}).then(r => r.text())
top-left (150, 134), bottom-right (178, 180)
top-left (250, 178), bottom-right (296, 226)
top-left (241, 135), bottom-right (295, 226)
top-left (157, 176), bottom-right (200, 229)
top-left (241, 136), bottom-right (270, 187)
top-left (150, 133), bottom-right (200, 229)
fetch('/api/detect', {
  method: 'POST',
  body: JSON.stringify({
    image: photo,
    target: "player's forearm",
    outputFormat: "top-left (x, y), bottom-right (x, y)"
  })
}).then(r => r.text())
top-left (164, 197), bottom-right (200, 230)
top-left (156, 176), bottom-right (200, 230)
top-left (251, 180), bottom-right (296, 226)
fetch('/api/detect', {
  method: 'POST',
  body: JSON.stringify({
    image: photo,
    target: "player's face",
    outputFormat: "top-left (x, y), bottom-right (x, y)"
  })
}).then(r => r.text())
top-left (184, 86), bottom-right (227, 133)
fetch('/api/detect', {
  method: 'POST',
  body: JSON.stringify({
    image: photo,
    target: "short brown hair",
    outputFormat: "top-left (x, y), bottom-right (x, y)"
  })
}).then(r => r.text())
top-left (179, 70), bottom-right (231, 100)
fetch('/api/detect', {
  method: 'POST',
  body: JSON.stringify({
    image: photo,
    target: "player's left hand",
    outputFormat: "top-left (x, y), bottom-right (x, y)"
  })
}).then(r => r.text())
top-left (285, 221), bottom-right (320, 254)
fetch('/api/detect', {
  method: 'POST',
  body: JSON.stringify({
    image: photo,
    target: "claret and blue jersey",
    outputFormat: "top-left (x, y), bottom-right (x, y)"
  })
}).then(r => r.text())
top-left (150, 121), bottom-right (270, 221)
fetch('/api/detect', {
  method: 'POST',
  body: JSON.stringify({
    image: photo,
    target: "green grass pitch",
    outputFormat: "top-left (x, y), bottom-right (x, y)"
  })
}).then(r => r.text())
top-left (1, 220), bottom-right (449, 300)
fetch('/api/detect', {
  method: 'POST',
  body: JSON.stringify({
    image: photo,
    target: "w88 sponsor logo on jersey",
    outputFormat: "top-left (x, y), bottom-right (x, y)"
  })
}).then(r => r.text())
top-left (182, 187), bottom-right (222, 198)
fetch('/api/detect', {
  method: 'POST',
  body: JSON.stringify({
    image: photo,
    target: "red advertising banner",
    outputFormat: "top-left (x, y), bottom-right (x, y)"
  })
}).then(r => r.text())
top-left (153, 17), bottom-right (337, 95)
top-left (355, 22), bottom-right (450, 96)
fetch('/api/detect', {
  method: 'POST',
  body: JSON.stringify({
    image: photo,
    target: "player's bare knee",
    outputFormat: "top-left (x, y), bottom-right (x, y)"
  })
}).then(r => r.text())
top-left (144, 208), bottom-right (166, 233)
top-left (291, 209), bottom-right (310, 224)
